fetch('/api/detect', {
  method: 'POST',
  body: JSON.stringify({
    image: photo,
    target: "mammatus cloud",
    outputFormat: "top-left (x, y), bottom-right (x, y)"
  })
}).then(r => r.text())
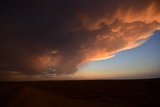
top-left (0, 0), bottom-right (160, 79)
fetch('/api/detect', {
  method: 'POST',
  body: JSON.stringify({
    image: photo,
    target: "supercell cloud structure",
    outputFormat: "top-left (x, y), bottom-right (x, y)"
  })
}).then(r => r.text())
top-left (0, 0), bottom-right (160, 79)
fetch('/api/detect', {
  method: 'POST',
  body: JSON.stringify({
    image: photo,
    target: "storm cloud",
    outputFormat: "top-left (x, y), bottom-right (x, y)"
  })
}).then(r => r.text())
top-left (0, 0), bottom-right (160, 79)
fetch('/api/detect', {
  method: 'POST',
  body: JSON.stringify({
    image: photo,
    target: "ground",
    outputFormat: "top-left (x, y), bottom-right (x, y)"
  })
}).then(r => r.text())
top-left (0, 79), bottom-right (160, 107)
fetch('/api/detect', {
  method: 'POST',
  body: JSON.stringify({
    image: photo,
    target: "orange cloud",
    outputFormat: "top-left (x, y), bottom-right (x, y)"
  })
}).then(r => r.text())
top-left (76, 0), bottom-right (160, 62)
top-left (33, 0), bottom-right (160, 74)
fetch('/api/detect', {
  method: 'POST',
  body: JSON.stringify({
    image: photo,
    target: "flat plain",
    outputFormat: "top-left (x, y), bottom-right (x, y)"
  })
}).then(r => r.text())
top-left (0, 79), bottom-right (160, 107)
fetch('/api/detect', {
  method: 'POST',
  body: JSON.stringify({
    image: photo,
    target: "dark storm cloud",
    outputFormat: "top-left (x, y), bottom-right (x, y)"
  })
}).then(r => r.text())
top-left (0, 0), bottom-right (160, 79)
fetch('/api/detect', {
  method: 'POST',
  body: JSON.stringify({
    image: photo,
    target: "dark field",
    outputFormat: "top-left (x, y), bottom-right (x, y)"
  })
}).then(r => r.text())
top-left (0, 79), bottom-right (160, 107)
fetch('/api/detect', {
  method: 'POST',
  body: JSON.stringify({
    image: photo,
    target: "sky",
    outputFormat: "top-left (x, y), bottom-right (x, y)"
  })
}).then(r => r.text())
top-left (0, 0), bottom-right (160, 80)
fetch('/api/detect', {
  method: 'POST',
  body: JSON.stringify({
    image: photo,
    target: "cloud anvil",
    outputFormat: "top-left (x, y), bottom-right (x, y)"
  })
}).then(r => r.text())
top-left (0, 0), bottom-right (160, 80)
